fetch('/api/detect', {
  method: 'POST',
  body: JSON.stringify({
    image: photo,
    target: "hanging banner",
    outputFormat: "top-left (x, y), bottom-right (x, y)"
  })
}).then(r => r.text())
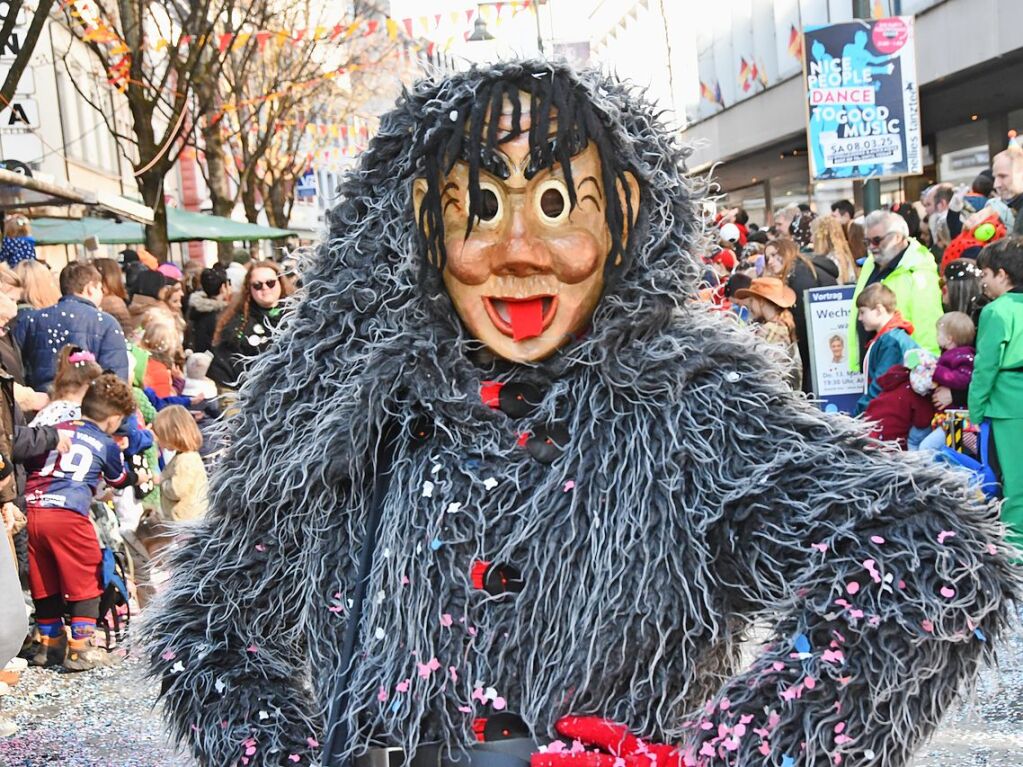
top-left (802, 16), bottom-right (921, 181)
top-left (804, 285), bottom-right (862, 414)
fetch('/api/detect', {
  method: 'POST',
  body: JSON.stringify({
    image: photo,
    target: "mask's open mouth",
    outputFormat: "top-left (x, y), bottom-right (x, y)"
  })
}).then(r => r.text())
top-left (483, 295), bottom-right (558, 341)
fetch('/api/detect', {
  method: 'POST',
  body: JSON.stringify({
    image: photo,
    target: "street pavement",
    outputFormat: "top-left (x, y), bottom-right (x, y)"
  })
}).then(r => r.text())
top-left (1, 624), bottom-right (1021, 766)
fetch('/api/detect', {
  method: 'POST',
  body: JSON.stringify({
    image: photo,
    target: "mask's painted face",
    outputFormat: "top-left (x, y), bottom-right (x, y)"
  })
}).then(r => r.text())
top-left (414, 94), bottom-right (638, 363)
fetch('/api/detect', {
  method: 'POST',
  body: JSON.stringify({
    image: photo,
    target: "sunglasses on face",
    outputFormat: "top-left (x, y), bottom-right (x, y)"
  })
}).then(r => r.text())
top-left (866, 232), bottom-right (895, 247)
top-left (251, 279), bottom-right (278, 291)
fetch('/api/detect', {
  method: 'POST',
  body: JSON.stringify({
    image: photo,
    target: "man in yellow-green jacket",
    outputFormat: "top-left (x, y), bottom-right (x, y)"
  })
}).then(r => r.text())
top-left (848, 210), bottom-right (943, 372)
top-left (969, 236), bottom-right (1023, 548)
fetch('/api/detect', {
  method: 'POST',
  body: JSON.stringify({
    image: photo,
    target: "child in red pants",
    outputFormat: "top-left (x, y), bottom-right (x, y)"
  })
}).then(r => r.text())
top-left (25, 374), bottom-right (139, 672)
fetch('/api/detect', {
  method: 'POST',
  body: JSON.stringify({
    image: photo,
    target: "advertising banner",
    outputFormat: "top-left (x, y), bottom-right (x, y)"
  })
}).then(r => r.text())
top-left (804, 285), bottom-right (862, 414)
top-left (802, 16), bottom-right (921, 181)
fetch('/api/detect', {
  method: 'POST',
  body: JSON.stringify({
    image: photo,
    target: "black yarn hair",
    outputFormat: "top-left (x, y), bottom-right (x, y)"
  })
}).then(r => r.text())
top-left (977, 235), bottom-right (1023, 286)
top-left (413, 65), bottom-right (638, 275)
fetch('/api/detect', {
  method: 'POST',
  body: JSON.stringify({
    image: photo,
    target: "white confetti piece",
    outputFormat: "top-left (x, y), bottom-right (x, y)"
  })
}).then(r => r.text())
top-left (724, 371), bottom-right (741, 383)
top-left (171, 661), bottom-right (185, 674)
top-left (447, 502), bottom-right (462, 514)
top-left (432, 464), bottom-right (442, 474)
top-left (483, 477), bottom-right (498, 490)
top-left (422, 481), bottom-right (435, 498)
top-left (215, 679), bottom-right (226, 694)
top-left (258, 710), bottom-right (269, 721)
top-left (375, 590), bottom-right (386, 604)
top-left (375, 627), bottom-right (386, 640)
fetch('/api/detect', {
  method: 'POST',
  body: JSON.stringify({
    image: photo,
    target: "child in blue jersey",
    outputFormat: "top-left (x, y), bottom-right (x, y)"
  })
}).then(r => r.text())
top-left (25, 374), bottom-right (141, 672)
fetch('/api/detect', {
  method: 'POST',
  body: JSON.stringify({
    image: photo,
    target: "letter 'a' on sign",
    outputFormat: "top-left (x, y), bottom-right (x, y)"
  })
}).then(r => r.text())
top-left (800, 17), bottom-right (922, 182)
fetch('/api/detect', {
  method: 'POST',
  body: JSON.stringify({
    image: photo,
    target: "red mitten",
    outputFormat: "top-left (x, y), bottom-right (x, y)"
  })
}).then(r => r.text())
top-left (530, 717), bottom-right (682, 767)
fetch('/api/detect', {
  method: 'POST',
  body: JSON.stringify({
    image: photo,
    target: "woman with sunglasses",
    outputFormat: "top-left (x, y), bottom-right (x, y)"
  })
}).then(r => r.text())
top-left (208, 261), bottom-right (293, 393)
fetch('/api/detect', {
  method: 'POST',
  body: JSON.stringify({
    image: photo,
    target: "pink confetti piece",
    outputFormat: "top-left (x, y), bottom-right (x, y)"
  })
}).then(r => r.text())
top-left (563, 480), bottom-right (575, 492)
top-left (449, 666), bottom-right (458, 682)
top-left (740, 714), bottom-right (754, 725)
top-left (772, 661), bottom-right (786, 671)
top-left (328, 605), bottom-right (344, 613)
top-left (417, 657), bottom-right (441, 678)
top-left (492, 696), bottom-right (507, 710)
top-left (161, 649), bottom-right (176, 661)
top-left (570, 740), bottom-right (586, 755)
top-left (401, 575), bottom-right (410, 586)
top-left (803, 676), bottom-right (817, 690)
top-left (759, 742), bottom-right (772, 756)
top-left (835, 735), bottom-right (852, 745)
top-left (987, 543), bottom-right (999, 555)
top-left (458, 706), bottom-right (472, 713)
top-left (940, 586), bottom-right (956, 599)
top-left (472, 687), bottom-right (487, 703)
top-left (921, 619), bottom-right (934, 633)
top-left (440, 613), bottom-right (453, 627)
top-left (938, 530), bottom-right (956, 544)
top-left (719, 697), bottom-right (731, 710)
top-left (834, 722), bottom-right (846, 734)
top-left (378, 686), bottom-right (389, 702)
top-left (467, 626), bottom-right (478, 637)
top-left (307, 738), bottom-right (319, 749)
top-left (811, 542), bottom-right (828, 553)
top-left (289, 755), bottom-right (301, 763)
top-left (870, 535), bottom-right (885, 544)
top-left (255, 544), bottom-right (267, 552)
top-left (396, 679), bottom-right (410, 693)
top-left (246, 644), bottom-right (259, 654)
top-left (846, 581), bottom-right (860, 595)
top-left (548, 740), bottom-right (567, 754)
top-left (848, 608), bottom-right (864, 619)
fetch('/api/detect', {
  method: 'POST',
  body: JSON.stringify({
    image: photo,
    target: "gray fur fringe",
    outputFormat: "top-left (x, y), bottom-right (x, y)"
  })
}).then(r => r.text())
top-left (144, 60), bottom-right (1019, 767)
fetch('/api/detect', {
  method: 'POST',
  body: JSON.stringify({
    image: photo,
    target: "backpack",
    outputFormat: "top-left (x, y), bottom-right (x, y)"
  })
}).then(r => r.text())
top-left (935, 420), bottom-right (1000, 500)
top-left (97, 547), bottom-right (132, 651)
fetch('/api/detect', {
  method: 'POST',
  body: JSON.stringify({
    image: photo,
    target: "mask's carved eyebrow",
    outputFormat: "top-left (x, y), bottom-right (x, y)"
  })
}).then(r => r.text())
top-left (525, 133), bottom-right (585, 179)
top-left (578, 176), bottom-right (602, 199)
top-left (442, 181), bottom-right (461, 214)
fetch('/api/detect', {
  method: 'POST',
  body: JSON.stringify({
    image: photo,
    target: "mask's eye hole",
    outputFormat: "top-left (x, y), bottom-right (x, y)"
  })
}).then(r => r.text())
top-left (535, 179), bottom-right (570, 225)
top-left (471, 181), bottom-right (503, 226)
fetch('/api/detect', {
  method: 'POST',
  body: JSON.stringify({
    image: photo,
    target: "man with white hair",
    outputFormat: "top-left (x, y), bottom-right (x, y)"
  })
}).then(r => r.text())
top-left (992, 145), bottom-right (1023, 235)
top-left (847, 209), bottom-right (943, 372)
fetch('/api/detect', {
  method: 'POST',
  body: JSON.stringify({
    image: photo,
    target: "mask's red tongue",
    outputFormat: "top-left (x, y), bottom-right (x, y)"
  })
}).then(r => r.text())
top-left (507, 298), bottom-right (545, 341)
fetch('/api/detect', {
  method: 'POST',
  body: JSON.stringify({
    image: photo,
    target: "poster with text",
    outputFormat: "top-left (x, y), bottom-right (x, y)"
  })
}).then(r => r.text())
top-left (804, 285), bottom-right (862, 414)
top-left (802, 16), bottom-right (921, 181)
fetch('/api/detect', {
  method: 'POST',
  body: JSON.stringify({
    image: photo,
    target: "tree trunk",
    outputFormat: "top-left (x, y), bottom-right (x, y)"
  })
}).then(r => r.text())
top-left (241, 180), bottom-right (260, 225)
top-left (264, 180), bottom-right (290, 229)
top-left (139, 170), bottom-right (169, 261)
top-left (0, 0), bottom-right (54, 110)
top-left (202, 117), bottom-right (235, 266)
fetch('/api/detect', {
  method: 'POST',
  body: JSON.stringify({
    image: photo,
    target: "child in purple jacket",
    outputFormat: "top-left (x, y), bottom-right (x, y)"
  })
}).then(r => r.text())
top-left (917, 311), bottom-right (976, 451)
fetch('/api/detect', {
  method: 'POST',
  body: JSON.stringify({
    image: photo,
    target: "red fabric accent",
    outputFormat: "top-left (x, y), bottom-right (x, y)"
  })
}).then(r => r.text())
top-left (866, 311), bottom-right (914, 350)
top-left (27, 507), bottom-right (103, 602)
top-left (516, 432), bottom-right (531, 448)
top-left (480, 381), bottom-right (503, 409)
top-left (470, 561), bottom-right (491, 590)
top-left (472, 718), bottom-right (488, 742)
top-left (507, 298), bottom-right (545, 341)
top-left (529, 717), bottom-right (682, 767)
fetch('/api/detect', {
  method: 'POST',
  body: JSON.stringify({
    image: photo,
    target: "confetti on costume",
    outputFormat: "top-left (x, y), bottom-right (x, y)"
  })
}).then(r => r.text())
top-left (146, 62), bottom-right (1019, 767)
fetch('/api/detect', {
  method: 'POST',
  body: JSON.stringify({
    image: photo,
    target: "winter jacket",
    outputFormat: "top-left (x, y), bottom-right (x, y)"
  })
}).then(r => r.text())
top-left (969, 290), bottom-right (1023, 422)
top-left (101, 293), bottom-right (134, 337)
top-left (160, 451), bottom-right (208, 523)
top-left (855, 312), bottom-right (919, 415)
top-left (144, 357), bottom-right (174, 398)
top-left (208, 303), bottom-right (283, 388)
top-left (0, 370), bottom-right (15, 504)
top-left (185, 292), bottom-right (227, 354)
top-left (788, 256), bottom-right (838, 395)
top-left (932, 346), bottom-right (975, 392)
top-left (865, 365), bottom-right (935, 449)
top-left (0, 236), bottom-right (36, 268)
top-left (12, 295), bottom-right (129, 390)
top-left (1010, 194), bottom-right (1023, 237)
top-left (848, 239), bottom-right (942, 372)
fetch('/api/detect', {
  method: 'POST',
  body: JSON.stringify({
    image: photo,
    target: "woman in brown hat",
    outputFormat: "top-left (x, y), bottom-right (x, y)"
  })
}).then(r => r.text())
top-left (734, 277), bottom-right (802, 389)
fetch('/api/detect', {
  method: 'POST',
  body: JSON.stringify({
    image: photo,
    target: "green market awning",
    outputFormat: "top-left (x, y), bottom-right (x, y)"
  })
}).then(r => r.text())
top-left (31, 208), bottom-right (297, 246)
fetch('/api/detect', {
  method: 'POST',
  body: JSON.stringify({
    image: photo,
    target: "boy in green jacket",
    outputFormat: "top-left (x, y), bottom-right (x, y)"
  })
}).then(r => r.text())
top-left (969, 236), bottom-right (1023, 548)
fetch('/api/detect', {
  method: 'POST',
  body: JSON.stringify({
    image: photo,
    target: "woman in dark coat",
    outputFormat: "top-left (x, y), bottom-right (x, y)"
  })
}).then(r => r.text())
top-left (208, 261), bottom-right (293, 390)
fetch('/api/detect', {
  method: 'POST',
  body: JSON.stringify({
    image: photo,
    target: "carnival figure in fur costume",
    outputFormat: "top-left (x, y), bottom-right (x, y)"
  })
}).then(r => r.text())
top-left (147, 62), bottom-right (1018, 767)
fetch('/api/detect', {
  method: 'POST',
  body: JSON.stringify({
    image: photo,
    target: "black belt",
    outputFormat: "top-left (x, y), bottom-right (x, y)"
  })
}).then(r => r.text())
top-left (354, 738), bottom-right (537, 767)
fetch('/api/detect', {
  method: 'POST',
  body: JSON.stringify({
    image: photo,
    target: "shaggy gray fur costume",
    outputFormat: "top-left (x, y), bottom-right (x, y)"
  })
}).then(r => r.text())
top-left (147, 61), bottom-right (1018, 767)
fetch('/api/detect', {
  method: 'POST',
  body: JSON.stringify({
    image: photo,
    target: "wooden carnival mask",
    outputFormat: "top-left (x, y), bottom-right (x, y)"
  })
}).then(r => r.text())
top-left (413, 92), bottom-right (639, 363)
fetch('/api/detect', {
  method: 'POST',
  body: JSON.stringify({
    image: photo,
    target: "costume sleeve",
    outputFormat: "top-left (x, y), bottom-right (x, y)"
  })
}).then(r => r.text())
top-left (98, 319), bottom-right (130, 382)
top-left (675, 361), bottom-right (1015, 767)
top-left (947, 209), bottom-right (963, 238)
top-left (145, 424), bottom-right (325, 766)
top-left (968, 305), bottom-right (1004, 423)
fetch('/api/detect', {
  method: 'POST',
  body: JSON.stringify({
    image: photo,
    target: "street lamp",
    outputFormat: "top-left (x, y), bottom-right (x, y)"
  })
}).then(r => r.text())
top-left (466, 1), bottom-right (548, 54)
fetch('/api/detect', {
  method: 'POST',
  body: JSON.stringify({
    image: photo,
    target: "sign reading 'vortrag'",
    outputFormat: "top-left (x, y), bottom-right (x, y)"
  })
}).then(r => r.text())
top-left (801, 17), bottom-right (921, 181)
